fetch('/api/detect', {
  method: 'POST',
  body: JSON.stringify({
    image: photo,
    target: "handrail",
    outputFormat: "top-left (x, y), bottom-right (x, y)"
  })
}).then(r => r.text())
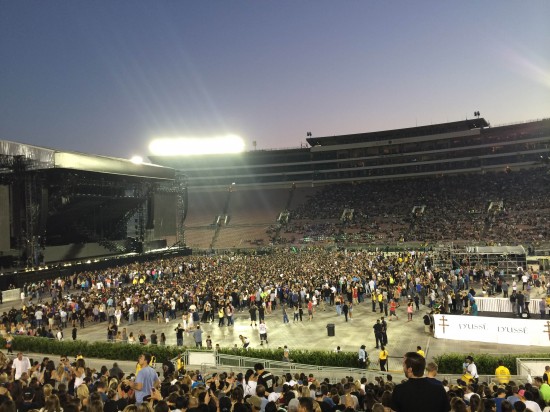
top-left (173, 351), bottom-right (529, 385)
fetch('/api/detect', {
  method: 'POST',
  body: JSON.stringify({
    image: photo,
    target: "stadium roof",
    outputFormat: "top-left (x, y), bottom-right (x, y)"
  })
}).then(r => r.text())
top-left (1, 140), bottom-right (175, 180)
top-left (306, 118), bottom-right (489, 147)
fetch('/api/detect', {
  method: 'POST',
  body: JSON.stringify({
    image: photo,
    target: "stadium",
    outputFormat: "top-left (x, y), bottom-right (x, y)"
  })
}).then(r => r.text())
top-left (3, 0), bottom-right (550, 409)
top-left (1, 116), bottom-right (549, 273)
top-left (149, 117), bottom-right (550, 254)
top-left (1, 117), bottom-right (550, 410)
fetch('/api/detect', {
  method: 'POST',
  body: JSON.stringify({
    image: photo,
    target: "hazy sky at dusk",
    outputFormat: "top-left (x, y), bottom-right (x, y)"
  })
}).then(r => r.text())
top-left (1, 1), bottom-right (549, 159)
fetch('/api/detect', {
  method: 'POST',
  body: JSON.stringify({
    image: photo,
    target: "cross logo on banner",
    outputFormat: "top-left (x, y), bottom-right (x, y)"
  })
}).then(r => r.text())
top-left (544, 321), bottom-right (550, 341)
top-left (439, 316), bottom-right (449, 334)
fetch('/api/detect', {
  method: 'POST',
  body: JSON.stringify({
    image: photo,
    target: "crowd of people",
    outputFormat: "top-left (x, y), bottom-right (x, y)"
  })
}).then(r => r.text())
top-left (0, 246), bottom-right (547, 412)
top-left (1, 349), bottom-right (550, 412)
top-left (277, 169), bottom-right (549, 247)
top-left (0, 248), bottom-right (548, 346)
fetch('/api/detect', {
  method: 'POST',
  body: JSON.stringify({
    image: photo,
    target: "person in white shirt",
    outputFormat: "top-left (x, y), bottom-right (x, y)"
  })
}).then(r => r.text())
top-left (522, 273), bottom-right (529, 290)
top-left (464, 356), bottom-right (479, 383)
top-left (258, 320), bottom-right (268, 345)
top-left (128, 306), bottom-right (135, 325)
top-left (35, 309), bottom-right (44, 327)
top-left (523, 391), bottom-right (542, 412)
top-left (12, 352), bottom-right (31, 380)
top-left (242, 369), bottom-right (258, 396)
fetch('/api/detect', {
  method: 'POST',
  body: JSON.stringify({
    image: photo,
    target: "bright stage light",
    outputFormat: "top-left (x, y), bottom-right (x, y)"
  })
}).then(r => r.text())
top-left (149, 135), bottom-right (245, 156)
top-left (130, 155), bottom-right (143, 164)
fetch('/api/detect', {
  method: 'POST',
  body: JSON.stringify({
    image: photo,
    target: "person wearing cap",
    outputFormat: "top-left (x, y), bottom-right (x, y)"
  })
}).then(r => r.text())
top-left (464, 356), bottom-right (479, 384)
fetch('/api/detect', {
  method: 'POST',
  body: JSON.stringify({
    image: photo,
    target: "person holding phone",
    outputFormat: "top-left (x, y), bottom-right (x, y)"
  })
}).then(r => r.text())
top-left (124, 353), bottom-right (159, 404)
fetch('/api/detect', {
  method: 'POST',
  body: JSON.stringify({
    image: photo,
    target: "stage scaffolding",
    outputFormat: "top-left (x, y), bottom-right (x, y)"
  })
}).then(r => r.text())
top-left (0, 140), bottom-right (187, 269)
top-left (433, 244), bottom-right (526, 276)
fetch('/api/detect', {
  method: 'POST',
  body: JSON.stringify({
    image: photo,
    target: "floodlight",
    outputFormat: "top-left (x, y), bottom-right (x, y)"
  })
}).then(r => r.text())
top-left (130, 156), bottom-right (143, 164)
top-left (149, 135), bottom-right (245, 156)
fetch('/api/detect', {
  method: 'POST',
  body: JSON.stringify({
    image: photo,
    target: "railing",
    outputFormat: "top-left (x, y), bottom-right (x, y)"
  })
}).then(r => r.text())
top-left (175, 351), bottom-right (529, 385)
top-left (516, 357), bottom-right (550, 380)
top-left (1, 288), bottom-right (21, 302)
top-left (492, 117), bottom-right (550, 128)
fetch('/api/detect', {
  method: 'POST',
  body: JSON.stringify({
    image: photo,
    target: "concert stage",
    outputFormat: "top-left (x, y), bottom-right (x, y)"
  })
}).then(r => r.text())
top-left (0, 140), bottom-right (187, 274)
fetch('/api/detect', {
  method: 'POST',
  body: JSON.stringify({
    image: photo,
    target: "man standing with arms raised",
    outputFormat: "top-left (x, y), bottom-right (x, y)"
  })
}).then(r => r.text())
top-left (390, 351), bottom-right (450, 412)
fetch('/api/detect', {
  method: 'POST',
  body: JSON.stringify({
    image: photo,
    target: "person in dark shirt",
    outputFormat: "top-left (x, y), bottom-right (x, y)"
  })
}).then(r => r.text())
top-left (175, 324), bottom-right (185, 346)
top-left (18, 388), bottom-right (40, 412)
top-left (103, 389), bottom-right (121, 412)
top-left (254, 363), bottom-right (274, 394)
top-left (390, 352), bottom-right (450, 412)
top-left (162, 358), bottom-right (176, 379)
top-left (373, 320), bottom-right (383, 348)
top-left (426, 362), bottom-right (443, 386)
top-left (315, 389), bottom-right (333, 412)
top-left (109, 362), bottom-right (124, 380)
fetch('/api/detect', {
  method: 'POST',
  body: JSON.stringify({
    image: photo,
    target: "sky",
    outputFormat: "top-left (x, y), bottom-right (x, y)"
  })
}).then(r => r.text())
top-left (1, 1), bottom-right (549, 159)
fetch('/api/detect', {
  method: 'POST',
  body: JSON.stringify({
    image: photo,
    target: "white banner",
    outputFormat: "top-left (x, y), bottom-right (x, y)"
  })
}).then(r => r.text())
top-left (433, 314), bottom-right (550, 347)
